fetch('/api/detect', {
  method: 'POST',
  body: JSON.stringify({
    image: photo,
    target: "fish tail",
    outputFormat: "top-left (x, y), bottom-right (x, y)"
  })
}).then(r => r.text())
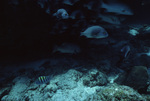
top-left (80, 32), bottom-right (85, 36)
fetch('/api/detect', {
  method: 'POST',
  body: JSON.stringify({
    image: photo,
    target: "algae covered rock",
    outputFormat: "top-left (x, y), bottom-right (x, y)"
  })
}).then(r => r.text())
top-left (115, 66), bottom-right (149, 90)
top-left (85, 84), bottom-right (146, 101)
top-left (1, 76), bottom-right (32, 101)
top-left (83, 69), bottom-right (108, 87)
top-left (54, 69), bottom-right (83, 89)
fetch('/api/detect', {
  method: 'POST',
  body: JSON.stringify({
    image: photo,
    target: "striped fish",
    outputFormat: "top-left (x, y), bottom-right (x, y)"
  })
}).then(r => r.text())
top-left (35, 76), bottom-right (51, 85)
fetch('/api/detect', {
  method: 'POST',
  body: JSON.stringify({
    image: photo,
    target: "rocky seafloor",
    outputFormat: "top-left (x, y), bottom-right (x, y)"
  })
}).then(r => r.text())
top-left (1, 0), bottom-right (150, 100)
top-left (0, 58), bottom-right (150, 101)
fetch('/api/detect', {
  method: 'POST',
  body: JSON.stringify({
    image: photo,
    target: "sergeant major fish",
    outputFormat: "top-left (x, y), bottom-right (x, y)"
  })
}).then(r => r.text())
top-left (80, 26), bottom-right (108, 39)
top-left (35, 76), bottom-right (51, 85)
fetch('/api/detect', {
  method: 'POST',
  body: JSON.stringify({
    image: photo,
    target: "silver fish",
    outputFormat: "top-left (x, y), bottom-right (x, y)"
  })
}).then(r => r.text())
top-left (53, 9), bottom-right (69, 19)
top-left (37, 0), bottom-right (50, 14)
top-left (62, 0), bottom-right (80, 5)
top-left (98, 14), bottom-right (126, 25)
top-left (101, 1), bottom-right (133, 15)
top-left (53, 43), bottom-right (81, 54)
top-left (81, 26), bottom-right (108, 39)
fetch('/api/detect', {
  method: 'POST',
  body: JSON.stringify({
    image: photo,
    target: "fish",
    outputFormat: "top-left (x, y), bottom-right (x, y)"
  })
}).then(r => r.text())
top-left (101, 1), bottom-right (133, 15)
top-left (128, 29), bottom-right (139, 36)
top-left (121, 45), bottom-right (130, 58)
top-left (83, 1), bottom-right (96, 10)
top-left (37, 0), bottom-right (46, 8)
top-left (80, 26), bottom-right (108, 39)
top-left (62, 0), bottom-right (80, 5)
top-left (128, 24), bottom-right (150, 35)
top-left (83, 1), bottom-right (101, 11)
top-left (140, 25), bottom-right (150, 34)
top-left (53, 9), bottom-right (69, 19)
top-left (35, 76), bottom-right (51, 85)
top-left (52, 43), bottom-right (81, 54)
top-left (37, 0), bottom-right (50, 14)
top-left (98, 14), bottom-right (123, 25)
